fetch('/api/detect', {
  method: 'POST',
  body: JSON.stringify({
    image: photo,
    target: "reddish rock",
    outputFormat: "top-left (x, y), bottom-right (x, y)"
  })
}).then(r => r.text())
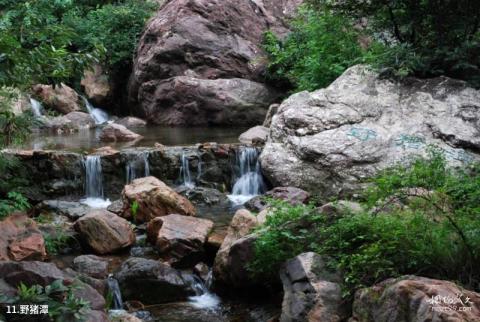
top-left (122, 176), bottom-right (196, 223)
top-left (32, 83), bottom-right (81, 114)
top-left (129, 0), bottom-right (302, 125)
top-left (351, 276), bottom-right (480, 322)
top-left (0, 213), bottom-right (47, 261)
top-left (81, 64), bottom-right (112, 106)
top-left (147, 214), bottom-right (214, 268)
top-left (74, 210), bottom-right (135, 254)
top-left (100, 123), bottom-right (143, 142)
top-left (115, 116), bottom-right (147, 128)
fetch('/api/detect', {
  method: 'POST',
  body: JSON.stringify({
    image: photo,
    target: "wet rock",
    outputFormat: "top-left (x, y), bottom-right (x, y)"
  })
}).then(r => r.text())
top-left (0, 213), bottom-right (46, 261)
top-left (246, 186), bottom-right (311, 212)
top-left (260, 65), bottom-right (480, 199)
top-left (115, 257), bottom-right (195, 304)
top-left (74, 210), bottom-right (135, 254)
top-left (350, 275), bottom-right (480, 322)
top-left (193, 262), bottom-right (210, 282)
top-left (35, 200), bottom-right (91, 220)
top-left (318, 200), bottom-right (363, 220)
top-left (280, 252), bottom-right (347, 322)
top-left (239, 125), bottom-right (269, 144)
top-left (115, 116), bottom-right (147, 128)
top-left (93, 146), bottom-right (120, 157)
top-left (213, 209), bottom-right (259, 288)
top-left (73, 255), bottom-right (109, 279)
top-left (42, 111), bottom-right (96, 133)
top-left (81, 64), bottom-right (112, 106)
top-left (100, 123), bottom-right (143, 142)
top-left (178, 186), bottom-right (229, 206)
top-left (129, 0), bottom-right (302, 125)
top-left (263, 103), bottom-right (280, 127)
top-left (0, 261), bottom-right (105, 310)
top-left (32, 83), bottom-right (81, 114)
top-left (109, 310), bottom-right (143, 322)
top-left (107, 199), bottom-right (124, 215)
top-left (146, 214), bottom-right (213, 268)
top-left (122, 176), bottom-right (196, 223)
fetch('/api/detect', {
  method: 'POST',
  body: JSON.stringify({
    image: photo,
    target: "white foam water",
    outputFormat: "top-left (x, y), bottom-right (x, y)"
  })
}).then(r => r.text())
top-left (30, 98), bottom-right (43, 117)
top-left (83, 97), bottom-right (109, 124)
top-left (80, 197), bottom-right (111, 208)
top-left (82, 155), bottom-right (111, 208)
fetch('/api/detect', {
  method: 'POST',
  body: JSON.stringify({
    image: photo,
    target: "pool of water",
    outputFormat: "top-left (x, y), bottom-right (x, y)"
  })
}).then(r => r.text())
top-left (25, 126), bottom-right (249, 152)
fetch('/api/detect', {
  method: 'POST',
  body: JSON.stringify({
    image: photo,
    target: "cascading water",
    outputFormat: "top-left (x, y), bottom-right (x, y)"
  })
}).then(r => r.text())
top-left (107, 275), bottom-right (123, 310)
top-left (81, 155), bottom-right (111, 208)
top-left (179, 152), bottom-right (195, 188)
top-left (29, 98), bottom-right (43, 117)
top-left (126, 151), bottom-right (150, 183)
top-left (82, 97), bottom-right (109, 125)
top-left (228, 147), bottom-right (266, 205)
top-left (188, 272), bottom-right (221, 310)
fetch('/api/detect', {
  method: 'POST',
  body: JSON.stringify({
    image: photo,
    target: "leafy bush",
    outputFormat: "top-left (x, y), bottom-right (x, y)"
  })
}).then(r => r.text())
top-left (251, 152), bottom-right (480, 296)
top-left (0, 280), bottom-right (91, 322)
top-left (263, 7), bottom-right (368, 91)
top-left (66, 0), bottom-right (157, 71)
top-left (0, 191), bottom-right (29, 219)
top-left (309, 0), bottom-right (480, 87)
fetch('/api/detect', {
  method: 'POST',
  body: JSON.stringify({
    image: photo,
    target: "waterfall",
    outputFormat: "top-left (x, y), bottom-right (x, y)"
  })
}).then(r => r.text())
top-left (126, 152), bottom-right (150, 183)
top-left (228, 147), bottom-right (266, 205)
top-left (82, 97), bottom-right (109, 125)
top-left (179, 152), bottom-right (195, 188)
top-left (188, 272), bottom-right (220, 310)
top-left (81, 155), bottom-right (111, 208)
top-left (30, 98), bottom-right (43, 117)
top-left (107, 275), bottom-right (123, 310)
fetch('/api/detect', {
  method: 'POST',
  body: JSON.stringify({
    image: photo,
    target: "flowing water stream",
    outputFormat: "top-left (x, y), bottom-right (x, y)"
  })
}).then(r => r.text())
top-left (228, 147), bottom-right (266, 205)
top-left (81, 155), bottom-right (111, 208)
top-left (126, 151), bottom-right (150, 183)
top-left (30, 98), bottom-right (43, 117)
top-left (82, 97), bottom-right (110, 125)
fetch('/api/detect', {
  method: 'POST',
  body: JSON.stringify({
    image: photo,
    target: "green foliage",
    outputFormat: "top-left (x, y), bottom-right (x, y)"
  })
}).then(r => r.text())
top-left (42, 227), bottom-right (72, 255)
top-left (0, 191), bottom-right (30, 218)
top-left (0, 88), bottom-right (33, 146)
top-left (66, 0), bottom-right (157, 71)
top-left (0, 0), bottom-right (156, 88)
top-left (0, 280), bottom-right (91, 322)
top-left (251, 153), bottom-right (480, 296)
top-left (131, 200), bottom-right (139, 222)
top-left (310, 0), bottom-right (480, 87)
top-left (263, 7), bottom-right (368, 91)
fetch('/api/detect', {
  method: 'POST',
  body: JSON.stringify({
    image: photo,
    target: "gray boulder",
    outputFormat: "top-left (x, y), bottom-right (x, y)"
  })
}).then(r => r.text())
top-left (260, 65), bottom-right (480, 199)
top-left (115, 257), bottom-right (195, 304)
top-left (73, 255), bottom-right (109, 279)
top-left (280, 252), bottom-right (347, 322)
top-left (239, 125), bottom-right (269, 144)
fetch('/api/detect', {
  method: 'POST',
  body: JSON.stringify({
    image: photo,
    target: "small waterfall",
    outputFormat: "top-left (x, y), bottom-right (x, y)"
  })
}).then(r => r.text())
top-left (126, 152), bottom-right (150, 183)
top-left (228, 147), bottom-right (266, 205)
top-left (30, 98), bottom-right (43, 117)
top-left (82, 97), bottom-right (109, 125)
top-left (107, 275), bottom-right (123, 310)
top-left (179, 152), bottom-right (195, 188)
top-left (188, 273), bottom-right (220, 310)
top-left (81, 155), bottom-right (111, 208)
top-left (196, 153), bottom-right (203, 181)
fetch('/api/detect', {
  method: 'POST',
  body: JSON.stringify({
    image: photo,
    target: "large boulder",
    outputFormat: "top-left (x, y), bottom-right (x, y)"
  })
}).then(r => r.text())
top-left (122, 176), bottom-right (196, 223)
top-left (115, 257), bottom-right (195, 304)
top-left (213, 209), bottom-right (259, 288)
top-left (0, 213), bottom-right (46, 261)
top-left (0, 261), bottom-right (105, 310)
top-left (35, 200), bottom-right (92, 220)
top-left (136, 76), bottom-right (280, 126)
top-left (81, 64), bottom-right (112, 106)
top-left (32, 83), bottom-right (81, 114)
top-left (100, 123), bottom-right (143, 142)
top-left (146, 214), bottom-right (213, 268)
top-left (128, 0), bottom-right (303, 125)
top-left (74, 210), bottom-right (135, 254)
top-left (73, 255), bottom-right (109, 279)
top-left (350, 275), bottom-right (480, 322)
top-left (280, 252), bottom-right (347, 322)
top-left (260, 65), bottom-right (480, 199)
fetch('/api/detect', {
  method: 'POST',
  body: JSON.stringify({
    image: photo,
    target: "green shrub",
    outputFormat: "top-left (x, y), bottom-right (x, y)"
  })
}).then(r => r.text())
top-left (251, 152), bottom-right (480, 296)
top-left (0, 280), bottom-right (91, 322)
top-left (263, 7), bottom-right (370, 92)
top-left (309, 0), bottom-right (480, 87)
top-left (42, 227), bottom-right (72, 255)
